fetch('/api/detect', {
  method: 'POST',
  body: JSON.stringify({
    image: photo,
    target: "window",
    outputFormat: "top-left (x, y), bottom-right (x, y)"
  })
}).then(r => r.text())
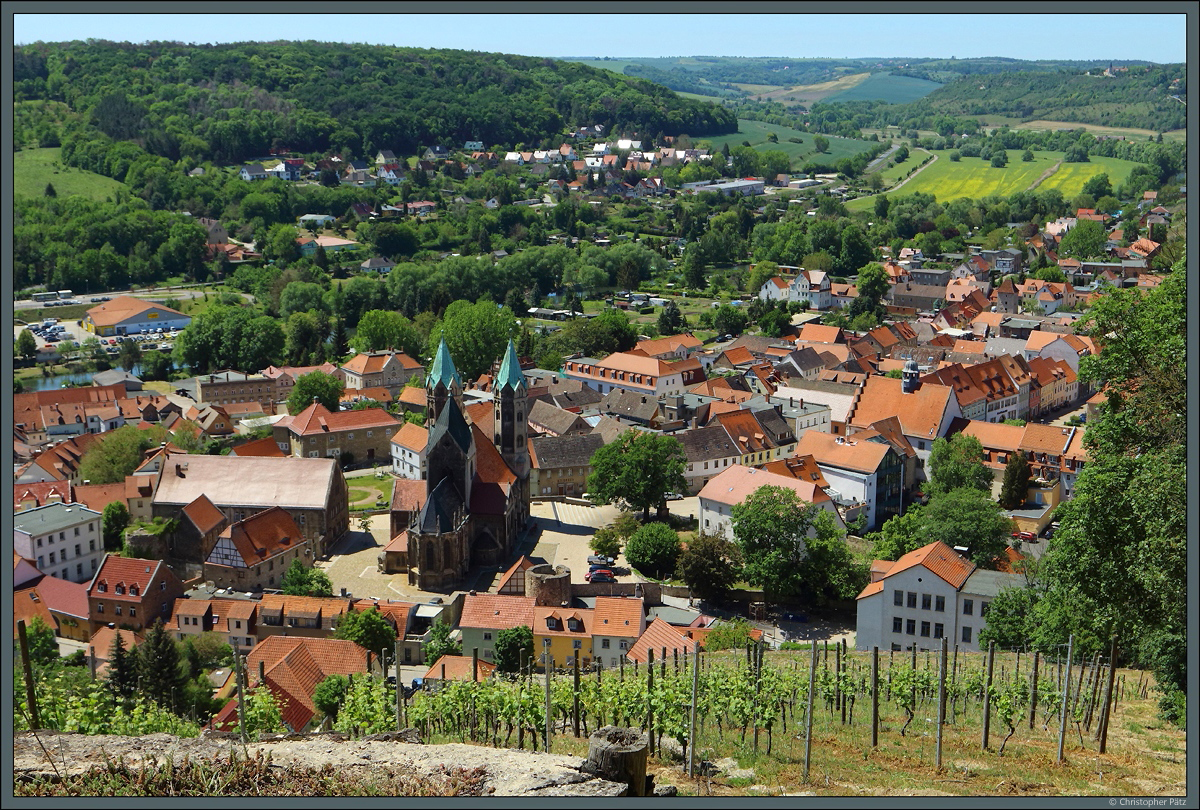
top-left (963, 599), bottom-right (974, 616)
top-left (906, 619), bottom-right (916, 635)
top-left (935, 595), bottom-right (945, 612)
top-left (347, 433), bottom-right (354, 440)
top-left (934, 623), bottom-right (944, 639)
top-left (75, 527), bottom-right (80, 536)
top-left (892, 617), bottom-right (903, 634)
top-left (97, 603), bottom-right (104, 613)
top-left (906, 592), bottom-right (917, 609)
top-left (49, 552), bottom-right (56, 564)
top-left (921, 593), bottom-right (931, 610)
top-left (920, 621), bottom-right (930, 637)
top-left (962, 626), bottom-right (973, 644)
top-left (483, 632), bottom-right (492, 641)
top-left (981, 602), bottom-right (990, 618)
top-left (77, 563), bottom-right (83, 577)
top-left (75, 544), bottom-right (81, 557)
top-left (115, 606), bottom-right (122, 616)
top-left (894, 590), bottom-right (903, 607)
top-left (573, 639), bottom-right (582, 649)
top-left (601, 639), bottom-right (610, 649)
top-left (37, 538), bottom-right (42, 548)
top-left (619, 641), bottom-right (628, 650)
top-left (367, 431), bottom-right (373, 438)
top-left (115, 584), bottom-right (124, 594)
top-left (130, 607), bottom-right (136, 617)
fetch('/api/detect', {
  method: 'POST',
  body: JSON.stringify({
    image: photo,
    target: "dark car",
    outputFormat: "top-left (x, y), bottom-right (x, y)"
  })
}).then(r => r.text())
top-left (586, 569), bottom-right (615, 582)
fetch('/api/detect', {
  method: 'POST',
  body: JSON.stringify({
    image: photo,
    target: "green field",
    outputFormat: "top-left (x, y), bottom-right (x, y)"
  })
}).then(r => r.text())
top-left (825, 71), bottom-right (943, 104)
top-left (964, 115), bottom-right (1187, 144)
top-left (702, 119), bottom-right (876, 170)
top-left (847, 149), bottom-right (1142, 210)
top-left (15, 147), bottom-right (127, 201)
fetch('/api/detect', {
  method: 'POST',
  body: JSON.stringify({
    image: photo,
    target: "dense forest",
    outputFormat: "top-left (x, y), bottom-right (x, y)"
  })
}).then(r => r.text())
top-left (904, 66), bottom-right (1186, 131)
top-left (12, 41), bottom-right (738, 163)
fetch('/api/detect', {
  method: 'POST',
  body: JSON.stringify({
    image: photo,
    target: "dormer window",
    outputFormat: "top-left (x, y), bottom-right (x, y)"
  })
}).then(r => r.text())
top-left (115, 584), bottom-right (125, 595)
top-left (97, 583), bottom-right (107, 593)
top-left (129, 584), bottom-right (139, 596)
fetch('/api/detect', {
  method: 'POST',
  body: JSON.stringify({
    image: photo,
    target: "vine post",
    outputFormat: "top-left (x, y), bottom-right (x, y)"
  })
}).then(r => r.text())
top-left (981, 641), bottom-right (995, 751)
top-left (573, 654), bottom-right (581, 738)
top-left (235, 653), bottom-right (247, 744)
top-left (936, 636), bottom-right (947, 770)
top-left (870, 646), bottom-right (879, 748)
top-left (1057, 635), bottom-right (1074, 763)
top-left (518, 649), bottom-right (525, 750)
top-left (803, 640), bottom-right (817, 783)
top-left (1098, 636), bottom-right (1119, 753)
top-left (688, 642), bottom-right (699, 778)
top-left (17, 620), bottom-right (40, 730)
top-left (543, 640), bottom-right (552, 753)
top-left (647, 648), bottom-right (655, 757)
top-left (395, 639), bottom-right (405, 730)
top-left (1028, 651), bottom-right (1039, 730)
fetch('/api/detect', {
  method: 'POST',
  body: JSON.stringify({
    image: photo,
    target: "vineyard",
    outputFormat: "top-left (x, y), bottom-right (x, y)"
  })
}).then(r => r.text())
top-left (390, 642), bottom-right (1182, 797)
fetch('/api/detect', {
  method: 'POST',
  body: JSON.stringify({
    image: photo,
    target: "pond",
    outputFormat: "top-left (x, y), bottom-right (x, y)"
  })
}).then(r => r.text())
top-left (24, 365), bottom-right (144, 391)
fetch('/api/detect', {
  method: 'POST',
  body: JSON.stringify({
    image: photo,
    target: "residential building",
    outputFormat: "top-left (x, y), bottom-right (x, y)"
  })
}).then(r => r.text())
top-left (424, 654), bottom-right (497, 685)
top-left (591, 596), bottom-right (646, 670)
top-left (391, 422), bottom-right (429, 479)
top-left (195, 371), bottom-right (280, 414)
top-left (86, 554), bottom-right (185, 634)
top-left (527, 399), bottom-right (591, 437)
top-left (273, 402), bottom-right (401, 464)
top-left (625, 617), bottom-right (693, 664)
top-left (13, 569), bottom-right (90, 642)
top-left (845, 369), bottom-right (961, 474)
top-left (528, 433), bottom-right (604, 498)
top-left (794, 431), bottom-right (903, 531)
top-left (14, 503), bottom-right (105, 584)
top-left (458, 593), bottom-right (537, 663)
top-left (562, 352), bottom-right (686, 397)
top-left (697, 464), bottom-right (841, 540)
top-left (169, 596), bottom-right (258, 655)
top-left (676, 425), bottom-right (741, 494)
top-left (203, 507), bottom-right (312, 592)
top-left (255, 594), bottom-right (350, 642)
top-left (339, 350), bottom-right (423, 399)
top-left (534, 606), bottom-right (595, 669)
top-left (856, 542), bottom-right (1025, 653)
top-left (151, 455), bottom-right (349, 556)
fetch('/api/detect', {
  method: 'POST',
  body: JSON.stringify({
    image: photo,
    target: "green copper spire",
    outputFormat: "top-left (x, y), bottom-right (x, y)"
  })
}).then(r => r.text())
top-left (495, 339), bottom-right (526, 391)
top-left (429, 337), bottom-right (462, 389)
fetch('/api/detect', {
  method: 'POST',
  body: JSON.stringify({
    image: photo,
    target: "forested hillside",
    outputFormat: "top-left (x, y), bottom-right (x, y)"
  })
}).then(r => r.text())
top-left (902, 67), bottom-right (1186, 131)
top-left (12, 41), bottom-right (737, 163)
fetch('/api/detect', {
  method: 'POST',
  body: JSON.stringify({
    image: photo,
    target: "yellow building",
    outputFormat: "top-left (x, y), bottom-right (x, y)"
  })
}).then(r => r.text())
top-left (83, 296), bottom-right (191, 337)
top-left (533, 606), bottom-right (595, 670)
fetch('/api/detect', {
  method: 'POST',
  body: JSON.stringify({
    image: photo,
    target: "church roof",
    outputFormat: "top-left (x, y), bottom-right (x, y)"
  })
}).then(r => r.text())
top-left (429, 396), bottom-right (473, 456)
top-left (494, 339), bottom-right (526, 392)
top-left (429, 338), bottom-right (462, 390)
top-left (418, 477), bottom-right (465, 535)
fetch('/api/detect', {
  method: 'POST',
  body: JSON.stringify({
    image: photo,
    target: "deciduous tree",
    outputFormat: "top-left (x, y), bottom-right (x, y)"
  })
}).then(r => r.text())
top-left (286, 370), bottom-right (344, 414)
top-left (624, 522), bottom-right (682, 580)
top-left (586, 432), bottom-right (686, 520)
top-left (334, 607), bottom-right (396, 666)
top-left (998, 450), bottom-right (1031, 509)
top-left (676, 532), bottom-right (742, 602)
top-left (927, 433), bottom-right (993, 497)
top-left (492, 625), bottom-right (534, 674)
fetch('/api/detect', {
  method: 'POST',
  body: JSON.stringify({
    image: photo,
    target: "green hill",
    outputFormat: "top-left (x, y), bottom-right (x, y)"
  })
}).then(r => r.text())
top-left (703, 120), bottom-right (876, 170)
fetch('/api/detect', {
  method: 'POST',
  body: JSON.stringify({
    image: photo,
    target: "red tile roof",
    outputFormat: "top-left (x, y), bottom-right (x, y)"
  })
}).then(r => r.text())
top-left (229, 437), bottom-right (287, 457)
top-left (182, 493), bottom-right (226, 536)
top-left (876, 541), bottom-right (975, 591)
top-left (592, 596), bottom-right (645, 636)
top-left (221, 507), bottom-right (305, 565)
top-left (423, 654), bottom-right (497, 682)
top-left (459, 593), bottom-right (537, 631)
top-left (626, 617), bottom-right (691, 664)
top-left (90, 556), bottom-right (168, 602)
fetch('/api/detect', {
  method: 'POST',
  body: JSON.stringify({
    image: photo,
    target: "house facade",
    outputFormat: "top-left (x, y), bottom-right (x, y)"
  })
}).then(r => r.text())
top-left (273, 402), bottom-right (401, 465)
top-left (14, 503), bottom-right (105, 584)
top-left (86, 554), bottom-right (185, 634)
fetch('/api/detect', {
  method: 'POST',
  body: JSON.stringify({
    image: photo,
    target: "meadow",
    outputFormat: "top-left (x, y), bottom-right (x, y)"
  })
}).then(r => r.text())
top-left (14, 147), bottom-right (128, 201)
top-left (824, 72), bottom-right (943, 104)
top-left (702, 119), bottom-right (877, 170)
top-left (846, 150), bottom-right (1141, 211)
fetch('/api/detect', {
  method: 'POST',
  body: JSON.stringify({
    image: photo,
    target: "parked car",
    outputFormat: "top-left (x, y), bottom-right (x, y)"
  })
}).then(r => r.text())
top-left (664, 492), bottom-right (684, 501)
top-left (587, 555), bottom-right (615, 567)
top-left (1012, 531), bottom-right (1036, 543)
top-left (585, 569), bottom-right (615, 582)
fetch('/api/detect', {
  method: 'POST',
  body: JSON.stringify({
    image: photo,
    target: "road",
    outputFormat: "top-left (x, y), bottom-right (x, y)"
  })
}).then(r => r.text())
top-left (864, 142), bottom-right (900, 173)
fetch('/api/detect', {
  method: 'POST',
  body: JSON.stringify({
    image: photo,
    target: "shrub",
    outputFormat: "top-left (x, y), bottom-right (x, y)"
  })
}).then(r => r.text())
top-left (623, 522), bottom-right (681, 579)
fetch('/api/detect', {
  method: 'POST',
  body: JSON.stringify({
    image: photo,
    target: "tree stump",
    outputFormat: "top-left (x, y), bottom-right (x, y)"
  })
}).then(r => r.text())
top-left (584, 726), bottom-right (649, 797)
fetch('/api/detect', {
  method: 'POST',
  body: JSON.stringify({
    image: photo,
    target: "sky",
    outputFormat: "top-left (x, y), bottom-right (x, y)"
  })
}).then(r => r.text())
top-left (11, 12), bottom-right (1189, 63)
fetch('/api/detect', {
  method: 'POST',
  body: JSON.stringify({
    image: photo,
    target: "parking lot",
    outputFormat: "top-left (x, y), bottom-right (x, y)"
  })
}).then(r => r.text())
top-left (16, 317), bottom-right (180, 357)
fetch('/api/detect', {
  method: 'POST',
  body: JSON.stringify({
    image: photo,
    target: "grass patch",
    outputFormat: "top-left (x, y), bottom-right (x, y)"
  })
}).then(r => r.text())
top-left (703, 120), bottom-right (877, 170)
top-left (14, 147), bottom-right (127, 201)
top-left (15, 304), bottom-right (91, 322)
top-left (347, 476), bottom-right (394, 509)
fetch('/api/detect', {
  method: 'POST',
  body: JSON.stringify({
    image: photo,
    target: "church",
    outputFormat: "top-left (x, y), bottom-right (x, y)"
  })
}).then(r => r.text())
top-left (402, 338), bottom-right (531, 590)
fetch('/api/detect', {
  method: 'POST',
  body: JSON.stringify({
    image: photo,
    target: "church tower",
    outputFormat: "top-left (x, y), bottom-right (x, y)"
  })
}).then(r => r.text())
top-left (427, 337), bottom-right (463, 423)
top-left (493, 339), bottom-right (529, 478)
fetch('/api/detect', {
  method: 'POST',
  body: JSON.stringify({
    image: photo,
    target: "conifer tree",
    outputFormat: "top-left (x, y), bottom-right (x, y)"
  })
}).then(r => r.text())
top-left (106, 630), bottom-right (138, 703)
top-left (999, 450), bottom-right (1032, 509)
top-left (137, 619), bottom-right (186, 712)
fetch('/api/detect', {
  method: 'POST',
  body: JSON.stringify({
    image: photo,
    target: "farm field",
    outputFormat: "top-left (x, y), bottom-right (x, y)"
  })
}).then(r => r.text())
top-left (703, 119), bottom-right (877, 169)
top-left (824, 72), bottom-right (943, 104)
top-left (734, 72), bottom-right (870, 104)
top-left (14, 147), bottom-right (127, 201)
top-left (964, 115), bottom-right (1187, 143)
top-left (846, 150), bottom-right (1141, 210)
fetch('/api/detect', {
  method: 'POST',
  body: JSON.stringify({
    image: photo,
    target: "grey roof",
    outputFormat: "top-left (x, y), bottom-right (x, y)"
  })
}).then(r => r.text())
top-left (92, 369), bottom-right (143, 389)
top-left (152, 456), bottom-right (339, 510)
top-left (727, 334), bottom-right (791, 357)
top-left (676, 424), bottom-right (739, 462)
top-left (599, 389), bottom-right (659, 423)
top-left (428, 397), bottom-right (473, 455)
top-left (541, 385), bottom-right (602, 412)
top-left (591, 416), bottom-right (632, 444)
top-left (744, 406), bottom-right (795, 444)
top-left (984, 337), bottom-right (1028, 357)
top-left (418, 476), bottom-right (465, 535)
top-left (14, 502), bottom-right (103, 535)
top-left (528, 399), bottom-right (585, 436)
top-left (962, 568), bottom-right (1026, 598)
top-left (529, 433), bottom-right (604, 469)
top-left (646, 605), bottom-right (706, 626)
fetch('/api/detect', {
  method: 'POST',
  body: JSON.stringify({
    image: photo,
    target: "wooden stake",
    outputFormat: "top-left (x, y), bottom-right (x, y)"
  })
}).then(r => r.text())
top-left (544, 640), bottom-right (552, 753)
top-left (936, 636), bottom-right (948, 769)
top-left (573, 654), bottom-right (581, 738)
top-left (1098, 637), bottom-right (1119, 752)
top-left (803, 641), bottom-right (817, 783)
top-left (871, 646), bottom-right (879, 748)
top-left (395, 639), bottom-right (404, 731)
top-left (688, 644), bottom-right (700, 777)
top-left (17, 621), bottom-right (41, 730)
top-left (1028, 651), bottom-right (1040, 730)
top-left (981, 641), bottom-right (995, 751)
top-left (1057, 635), bottom-right (1074, 763)
top-left (647, 649), bottom-right (655, 757)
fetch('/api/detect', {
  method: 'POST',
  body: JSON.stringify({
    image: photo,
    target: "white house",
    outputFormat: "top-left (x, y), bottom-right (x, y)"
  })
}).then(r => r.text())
top-left (855, 541), bottom-right (1025, 653)
top-left (390, 423), bottom-right (428, 480)
top-left (758, 276), bottom-right (790, 302)
top-left (562, 353), bottom-right (686, 397)
top-left (697, 464), bottom-right (843, 542)
top-left (591, 596), bottom-right (646, 670)
top-left (794, 431), bottom-right (903, 531)
top-left (14, 502), bottom-right (105, 584)
top-left (786, 269), bottom-right (833, 310)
